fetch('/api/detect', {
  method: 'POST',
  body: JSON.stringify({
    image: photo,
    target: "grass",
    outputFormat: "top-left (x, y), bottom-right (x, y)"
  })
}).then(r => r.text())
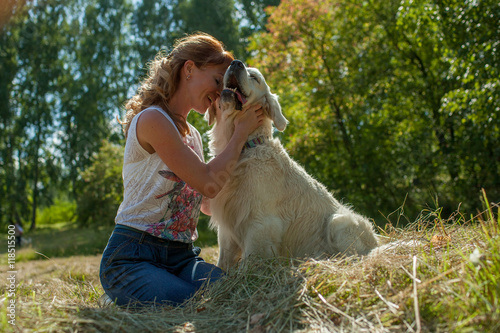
top-left (1, 194), bottom-right (499, 332)
top-left (0, 222), bottom-right (115, 264)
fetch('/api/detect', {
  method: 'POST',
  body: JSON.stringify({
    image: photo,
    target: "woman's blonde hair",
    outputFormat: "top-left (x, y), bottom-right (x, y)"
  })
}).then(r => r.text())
top-left (121, 32), bottom-right (234, 137)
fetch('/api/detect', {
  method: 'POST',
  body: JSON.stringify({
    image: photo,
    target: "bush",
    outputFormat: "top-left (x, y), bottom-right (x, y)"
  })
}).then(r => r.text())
top-left (36, 198), bottom-right (77, 225)
top-left (76, 140), bottom-right (124, 226)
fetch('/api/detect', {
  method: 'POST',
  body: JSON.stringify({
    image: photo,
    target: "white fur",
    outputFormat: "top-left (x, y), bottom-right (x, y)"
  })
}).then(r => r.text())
top-left (208, 63), bottom-right (378, 270)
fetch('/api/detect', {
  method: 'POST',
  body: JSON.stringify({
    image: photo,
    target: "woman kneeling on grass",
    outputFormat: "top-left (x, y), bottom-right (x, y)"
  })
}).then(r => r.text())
top-left (99, 33), bottom-right (263, 307)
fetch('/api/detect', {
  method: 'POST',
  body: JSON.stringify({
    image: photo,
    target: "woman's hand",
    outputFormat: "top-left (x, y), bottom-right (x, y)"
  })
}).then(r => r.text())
top-left (201, 196), bottom-right (211, 216)
top-left (233, 103), bottom-right (264, 138)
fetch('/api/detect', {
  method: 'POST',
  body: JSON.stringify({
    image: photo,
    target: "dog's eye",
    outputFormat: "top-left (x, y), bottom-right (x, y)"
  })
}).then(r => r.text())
top-left (250, 75), bottom-right (260, 83)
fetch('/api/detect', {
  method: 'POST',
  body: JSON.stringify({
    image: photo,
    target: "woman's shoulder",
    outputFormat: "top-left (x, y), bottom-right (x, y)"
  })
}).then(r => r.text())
top-left (140, 105), bottom-right (170, 120)
top-left (137, 107), bottom-right (181, 136)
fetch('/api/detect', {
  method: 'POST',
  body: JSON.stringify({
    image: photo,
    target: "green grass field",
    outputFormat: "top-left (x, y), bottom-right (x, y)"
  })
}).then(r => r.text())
top-left (0, 222), bottom-right (115, 264)
top-left (1, 199), bottom-right (499, 332)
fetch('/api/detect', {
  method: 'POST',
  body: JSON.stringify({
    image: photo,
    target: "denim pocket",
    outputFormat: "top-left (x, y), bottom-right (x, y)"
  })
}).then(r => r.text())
top-left (104, 237), bottom-right (135, 268)
top-left (101, 233), bottom-right (135, 281)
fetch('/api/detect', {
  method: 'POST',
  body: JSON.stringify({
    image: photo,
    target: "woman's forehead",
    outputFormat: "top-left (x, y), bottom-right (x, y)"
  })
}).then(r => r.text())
top-left (204, 63), bottom-right (228, 75)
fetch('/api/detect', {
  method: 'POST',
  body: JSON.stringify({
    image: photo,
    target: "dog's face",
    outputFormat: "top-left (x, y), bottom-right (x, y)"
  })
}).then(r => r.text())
top-left (206, 60), bottom-right (288, 132)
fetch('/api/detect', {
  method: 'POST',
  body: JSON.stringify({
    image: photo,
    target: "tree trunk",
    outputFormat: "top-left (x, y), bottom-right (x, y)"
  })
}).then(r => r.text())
top-left (30, 119), bottom-right (41, 231)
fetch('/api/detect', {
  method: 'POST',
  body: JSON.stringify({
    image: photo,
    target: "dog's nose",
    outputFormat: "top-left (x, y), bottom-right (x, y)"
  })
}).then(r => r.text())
top-left (230, 60), bottom-right (245, 69)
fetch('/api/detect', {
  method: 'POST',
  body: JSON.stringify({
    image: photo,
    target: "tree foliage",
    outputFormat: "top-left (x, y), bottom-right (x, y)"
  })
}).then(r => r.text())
top-left (76, 140), bottom-right (124, 226)
top-left (1, 0), bottom-right (68, 230)
top-left (249, 0), bottom-right (499, 223)
top-left (0, 0), bottom-right (136, 229)
top-left (2, 0), bottom-right (497, 228)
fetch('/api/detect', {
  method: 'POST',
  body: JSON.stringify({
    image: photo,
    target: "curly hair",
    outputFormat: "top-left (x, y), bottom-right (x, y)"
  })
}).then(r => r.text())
top-left (121, 33), bottom-right (234, 137)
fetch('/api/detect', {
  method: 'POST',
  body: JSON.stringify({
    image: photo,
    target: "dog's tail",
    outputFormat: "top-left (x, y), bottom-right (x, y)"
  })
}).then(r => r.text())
top-left (326, 208), bottom-right (378, 256)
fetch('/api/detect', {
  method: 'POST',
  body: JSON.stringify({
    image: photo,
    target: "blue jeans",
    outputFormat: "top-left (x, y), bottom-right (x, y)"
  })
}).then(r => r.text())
top-left (99, 225), bottom-right (224, 307)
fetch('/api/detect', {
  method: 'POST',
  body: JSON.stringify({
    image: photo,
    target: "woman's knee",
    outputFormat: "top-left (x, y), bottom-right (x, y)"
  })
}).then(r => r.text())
top-left (103, 262), bottom-right (198, 307)
top-left (189, 261), bottom-right (225, 288)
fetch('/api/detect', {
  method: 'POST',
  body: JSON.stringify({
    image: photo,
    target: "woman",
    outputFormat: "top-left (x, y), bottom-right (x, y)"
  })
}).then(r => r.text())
top-left (99, 33), bottom-right (263, 307)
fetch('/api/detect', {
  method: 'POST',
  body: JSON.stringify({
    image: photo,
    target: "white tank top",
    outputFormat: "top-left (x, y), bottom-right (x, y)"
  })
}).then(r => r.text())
top-left (115, 106), bottom-right (204, 243)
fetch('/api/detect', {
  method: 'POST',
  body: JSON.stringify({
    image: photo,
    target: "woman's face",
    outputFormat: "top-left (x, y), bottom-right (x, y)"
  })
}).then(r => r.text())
top-left (188, 63), bottom-right (228, 114)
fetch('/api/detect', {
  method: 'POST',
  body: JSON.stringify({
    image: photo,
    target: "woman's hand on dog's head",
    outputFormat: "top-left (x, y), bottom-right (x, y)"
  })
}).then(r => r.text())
top-left (234, 103), bottom-right (264, 137)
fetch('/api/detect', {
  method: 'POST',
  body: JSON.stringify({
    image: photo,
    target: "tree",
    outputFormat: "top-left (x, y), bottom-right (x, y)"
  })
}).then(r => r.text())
top-left (0, 0), bottom-right (135, 229)
top-left (174, 0), bottom-right (243, 57)
top-left (131, 0), bottom-right (179, 66)
top-left (57, 0), bottom-right (134, 197)
top-left (0, 0), bottom-right (69, 230)
top-left (371, 0), bottom-right (500, 213)
top-left (249, 0), bottom-right (500, 223)
top-left (236, 0), bottom-right (281, 60)
top-left (0, 0), bottom-right (27, 228)
top-left (434, 0), bottom-right (500, 206)
top-left (239, 0), bottom-right (281, 33)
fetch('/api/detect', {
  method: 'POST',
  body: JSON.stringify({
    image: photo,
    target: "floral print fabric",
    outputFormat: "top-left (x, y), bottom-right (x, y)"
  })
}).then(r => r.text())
top-left (145, 170), bottom-right (202, 241)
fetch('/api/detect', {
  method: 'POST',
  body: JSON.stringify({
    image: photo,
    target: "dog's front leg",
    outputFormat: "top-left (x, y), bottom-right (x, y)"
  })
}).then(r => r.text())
top-left (242, 216), bottom-right (284, 260)
top-left (216, 226), bottom-right (242, 271)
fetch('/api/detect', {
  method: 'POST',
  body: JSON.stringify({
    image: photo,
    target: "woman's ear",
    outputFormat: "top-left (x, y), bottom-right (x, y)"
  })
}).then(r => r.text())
top-left (184, 60), bottom-right (195, 78)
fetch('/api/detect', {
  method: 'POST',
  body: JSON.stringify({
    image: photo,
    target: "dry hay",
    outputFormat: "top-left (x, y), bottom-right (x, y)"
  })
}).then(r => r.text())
top-left (1, 203), bottom-right (498, 332)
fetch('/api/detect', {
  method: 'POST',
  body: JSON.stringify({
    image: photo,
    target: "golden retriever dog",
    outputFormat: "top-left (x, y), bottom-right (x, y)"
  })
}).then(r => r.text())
top-left (206, 60), bottom-right (378, 270)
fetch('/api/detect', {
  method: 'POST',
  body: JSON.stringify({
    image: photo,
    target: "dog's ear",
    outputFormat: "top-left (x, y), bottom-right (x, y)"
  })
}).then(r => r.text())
top-left (265, 93), bottom-right (288, 131)
top-left (205, 101), bottom-right (217, 126)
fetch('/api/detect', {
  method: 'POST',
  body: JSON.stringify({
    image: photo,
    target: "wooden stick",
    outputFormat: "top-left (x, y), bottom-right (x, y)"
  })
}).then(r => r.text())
top-left (413, 255), bottom-right (421, 333)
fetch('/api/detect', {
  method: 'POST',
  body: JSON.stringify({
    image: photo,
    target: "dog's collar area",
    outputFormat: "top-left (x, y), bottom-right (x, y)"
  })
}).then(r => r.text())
top-left (242, 136), bottom-right (267, 152)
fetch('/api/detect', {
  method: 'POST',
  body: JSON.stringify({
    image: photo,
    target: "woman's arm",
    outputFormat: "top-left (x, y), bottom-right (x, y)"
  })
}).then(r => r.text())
top-left (136, 105), bottom-right (263, 198)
